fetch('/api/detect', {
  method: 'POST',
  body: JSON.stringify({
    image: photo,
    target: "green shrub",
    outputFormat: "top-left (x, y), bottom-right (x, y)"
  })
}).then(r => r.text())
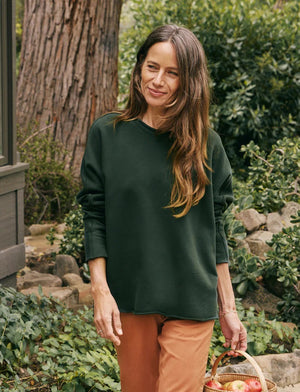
top-left (210, 300), bottom-right (300, 361)
top-left (56, 205), bottom-right (85, 263)
top-left (119, 0), bottom-right (300, 172)
top-left (230, 248), bottom-right (263, 296)
top-left (0, 286), bottom-right (298, 391)
top-left (239, 137), bottom-right (300, 213)
top-left (261, 211), bottom-right (300, 324)
top-left (17, 125), bottom-right (79, 225)
top-left (0, 286), bottom-right (120, 391)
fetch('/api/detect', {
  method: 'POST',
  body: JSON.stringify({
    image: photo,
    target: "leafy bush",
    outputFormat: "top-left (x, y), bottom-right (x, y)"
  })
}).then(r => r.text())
top-left (0, 286), bottom-right (120, 391)
top-left (230, 248), bottom-right (263, 296)
top-left (261, 211), bottom-right (300, 324)
top-left (0, 286), bottom-right (299, 391)
top-left (119, 0), bottom-right (300, 172)
top-left (17, 125), bottom-right (79, 225)
top-left (56, 205), bottom-right (85, 263)
top-left (209, 300), bottom-right (300, 362)
top-left (47, 204), bottom-right (87, 280)
top-left (239, 137), bottom-right (300, 213)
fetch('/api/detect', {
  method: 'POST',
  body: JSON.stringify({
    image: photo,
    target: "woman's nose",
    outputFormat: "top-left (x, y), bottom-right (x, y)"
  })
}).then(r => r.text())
top-left (153, 71), bottom-right (164, 86)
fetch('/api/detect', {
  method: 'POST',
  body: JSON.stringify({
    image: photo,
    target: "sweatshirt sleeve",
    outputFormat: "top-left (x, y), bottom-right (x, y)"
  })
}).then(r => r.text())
top-left (211, 134), bottom-right (234, 264)
top-left (76, 120), bottom-right (108, 262)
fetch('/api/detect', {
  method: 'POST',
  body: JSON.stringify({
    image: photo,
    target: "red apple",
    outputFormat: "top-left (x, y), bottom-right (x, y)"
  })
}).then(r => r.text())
top-left (205, 379), bottom-right (223, 389)
top-left (245, 379), bottom-right (262, 392)
top-left (222, 380), bottom-right (250, 391)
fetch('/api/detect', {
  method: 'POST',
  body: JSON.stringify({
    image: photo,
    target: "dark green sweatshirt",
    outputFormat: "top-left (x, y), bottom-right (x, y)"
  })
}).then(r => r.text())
top-left (77, 113), bottom-right (233, 321)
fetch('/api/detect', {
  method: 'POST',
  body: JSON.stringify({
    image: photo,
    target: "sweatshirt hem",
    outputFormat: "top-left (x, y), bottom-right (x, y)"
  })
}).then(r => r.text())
top-left (118, 308), bottom-right (218, 322)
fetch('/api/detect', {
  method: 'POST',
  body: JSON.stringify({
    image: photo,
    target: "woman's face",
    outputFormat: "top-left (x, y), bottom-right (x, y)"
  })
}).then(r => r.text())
top-left (140, 41), bottom-right (180, 113)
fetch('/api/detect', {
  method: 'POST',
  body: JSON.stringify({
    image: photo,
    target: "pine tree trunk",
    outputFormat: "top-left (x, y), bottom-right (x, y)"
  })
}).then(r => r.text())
top-left (17, 0), bottom-right (122, 175)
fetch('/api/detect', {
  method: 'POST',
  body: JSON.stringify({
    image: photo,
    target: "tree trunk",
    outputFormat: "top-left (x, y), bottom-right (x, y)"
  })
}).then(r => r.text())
top-left (17, 0), bottom-right (123, 175)
top-left (273, 0), bottom-right (289, 9)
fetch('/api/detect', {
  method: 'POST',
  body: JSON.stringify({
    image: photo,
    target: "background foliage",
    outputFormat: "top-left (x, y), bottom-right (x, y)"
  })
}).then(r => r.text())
top-left (0, 287), bottom-right (120, 391)
top-left (1, 287), bottom-right (299, 391)
top-left (119, 0), bottom-right (300, 173)
top-left (239, 137), bottom-right (300, 213)
top-left (17, 125), bottom-right (79, 225)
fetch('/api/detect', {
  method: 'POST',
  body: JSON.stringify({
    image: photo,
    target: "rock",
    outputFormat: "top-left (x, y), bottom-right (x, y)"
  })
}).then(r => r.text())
top-left (77, 283), bottom-right (93, 306)
top-left (254, 351), bottom-right (300, 387)
top-left (61, 275), bottom-right (92, 306)
top-left (236, 209), bottom-right (266, 233)
top-left (266, 202), bottom-right (300, 233)
top-left (29, 224), bottom-right (54, 236)
top-left (264, 275), bottom-right (286, 298)
top-left (62, 273), bottom-right (83, 286)
top-left (56, 223), bottom-right (67, 234)
top-left (266, 212), bottom-right (283, 234)
top-left (17, 270), bottom-right (62, 290)
top-left (26, 253), bottom-right (56, 274)
top-left (17, 266), bottom-right (31, 277)
top-left (281, 202), bottom-right (300, 227)
top-left (25, 235), bottom-right (60, 255)
top-left (236, 239), bottom-right (251, 253)
top-left (207, 350), bottom-right (300, 388)
top-left (245, 230), bottom-right (273, 257)
top-left (24, 225), bottom-right (31, 236)
top-left (20, 286), bottom-right (79, 307)
top-left (241, 284), bottom-right (280, 316)
top-left (54, 254), bottom-right (80, 278)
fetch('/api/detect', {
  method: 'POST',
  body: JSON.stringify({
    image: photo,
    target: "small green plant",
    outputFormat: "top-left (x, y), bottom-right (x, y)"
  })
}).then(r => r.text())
top-left (240, 137), bottom-right (300, 213)
top-left (209, 300), bottom-right (300, 364)
top-left (58, 204), bottom-right (85, 263)
top-left (223, 204), bottom-right (247, 250)
top-left (261, 211), bottom-right (300, 323)
top-left (0, 286), bottom-right (120, 391)
top-left (17, 124), bottom-right (79, 225)
top-left (230, 248), bottom-right (263, 296)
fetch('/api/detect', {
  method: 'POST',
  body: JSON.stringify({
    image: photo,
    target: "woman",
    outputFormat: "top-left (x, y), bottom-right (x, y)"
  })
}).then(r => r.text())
top-left (77, 24), bottom-right (247, 392)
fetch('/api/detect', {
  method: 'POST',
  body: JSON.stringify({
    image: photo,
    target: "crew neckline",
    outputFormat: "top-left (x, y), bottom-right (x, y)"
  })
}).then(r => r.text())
top-left (136, 118), bottom-right (158, 134)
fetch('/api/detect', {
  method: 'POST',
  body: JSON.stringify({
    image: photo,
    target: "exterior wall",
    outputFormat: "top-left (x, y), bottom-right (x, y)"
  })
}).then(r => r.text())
top-left (0, 0), bottom-right (28, 287)
top-left (0, 163), bottom-right (28, 286)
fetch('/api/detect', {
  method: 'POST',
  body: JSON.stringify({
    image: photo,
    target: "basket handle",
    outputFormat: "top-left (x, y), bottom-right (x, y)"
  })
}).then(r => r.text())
top-left (211, 350), bottom-right (268, 392)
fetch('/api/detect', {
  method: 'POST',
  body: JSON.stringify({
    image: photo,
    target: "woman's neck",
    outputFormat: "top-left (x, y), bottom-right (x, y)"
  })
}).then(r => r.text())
top-left (141, 108), bottom-right (165, 129)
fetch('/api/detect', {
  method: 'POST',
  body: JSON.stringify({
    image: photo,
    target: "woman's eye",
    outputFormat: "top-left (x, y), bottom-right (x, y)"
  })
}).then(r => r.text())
top-left (168, 71), bottom-right (178, 76)
top-left (147, 65), bottom-right (156, 70)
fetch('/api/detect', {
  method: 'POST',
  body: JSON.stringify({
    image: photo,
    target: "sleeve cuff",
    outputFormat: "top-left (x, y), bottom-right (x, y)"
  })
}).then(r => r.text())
top-left (216, 222), bottom-right (230, 264)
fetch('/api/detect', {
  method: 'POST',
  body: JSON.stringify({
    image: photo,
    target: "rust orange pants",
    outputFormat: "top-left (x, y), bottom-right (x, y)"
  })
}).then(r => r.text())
top-left (115, 313), bottom-right (214, 392)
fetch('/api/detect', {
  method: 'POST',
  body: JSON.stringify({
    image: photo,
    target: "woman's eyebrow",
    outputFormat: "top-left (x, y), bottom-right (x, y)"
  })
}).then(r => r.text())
top-left (146, 60), bottom-right (178, 70)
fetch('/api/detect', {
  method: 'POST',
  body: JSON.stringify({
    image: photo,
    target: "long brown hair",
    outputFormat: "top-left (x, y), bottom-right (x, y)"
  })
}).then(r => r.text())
top-left (117, 25), bottom-right (211, 218)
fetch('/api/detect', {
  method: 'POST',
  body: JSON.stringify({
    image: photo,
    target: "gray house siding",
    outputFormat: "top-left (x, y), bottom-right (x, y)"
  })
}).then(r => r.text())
top-left (0, 0), bottom-right (28, 287)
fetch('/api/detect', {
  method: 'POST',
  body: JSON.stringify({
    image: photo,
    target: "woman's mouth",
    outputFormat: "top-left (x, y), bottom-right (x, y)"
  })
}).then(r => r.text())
top-left (148, 87), bottom-right (166, 97)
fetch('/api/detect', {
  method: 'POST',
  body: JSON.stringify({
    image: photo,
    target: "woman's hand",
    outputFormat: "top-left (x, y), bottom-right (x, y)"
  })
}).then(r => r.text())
top-left (92, 286), bottom-right (123, 346)
top-left (219, 310), bottom-right (247, 355)
top-left (216, 263), bottom-right (247, 355)
top-left (89, 257), bottom-right (123, 346)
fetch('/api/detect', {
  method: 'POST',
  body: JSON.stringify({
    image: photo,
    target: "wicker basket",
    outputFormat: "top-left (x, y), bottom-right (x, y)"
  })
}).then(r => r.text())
top-left (204, 350), bottom-right (277, 392)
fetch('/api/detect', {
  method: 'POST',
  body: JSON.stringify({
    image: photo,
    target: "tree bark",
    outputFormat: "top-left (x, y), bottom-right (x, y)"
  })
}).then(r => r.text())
top-left (273, 0), bottom-right (289, 9)
top-left (17, 0), bottom-right (123, 175)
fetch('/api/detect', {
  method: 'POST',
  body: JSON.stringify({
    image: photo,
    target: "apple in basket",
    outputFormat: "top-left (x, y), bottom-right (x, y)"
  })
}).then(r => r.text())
top-left (205, 379), bottom-right (223, 389)
top-left (222, 380), bottom-right (250, 391)
top-left (244, 379), bottom-right (262, 392)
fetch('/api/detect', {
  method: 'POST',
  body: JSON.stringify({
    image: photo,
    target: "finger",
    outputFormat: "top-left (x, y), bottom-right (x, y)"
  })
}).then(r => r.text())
top-left (223, 338), bottom-right (231, 348)
top-left (103, 315), bottom-right (121, 346)
top-left (237, 328), bottom-right (247, 351)
top-left (112, 310), bottom-right (123, 336)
